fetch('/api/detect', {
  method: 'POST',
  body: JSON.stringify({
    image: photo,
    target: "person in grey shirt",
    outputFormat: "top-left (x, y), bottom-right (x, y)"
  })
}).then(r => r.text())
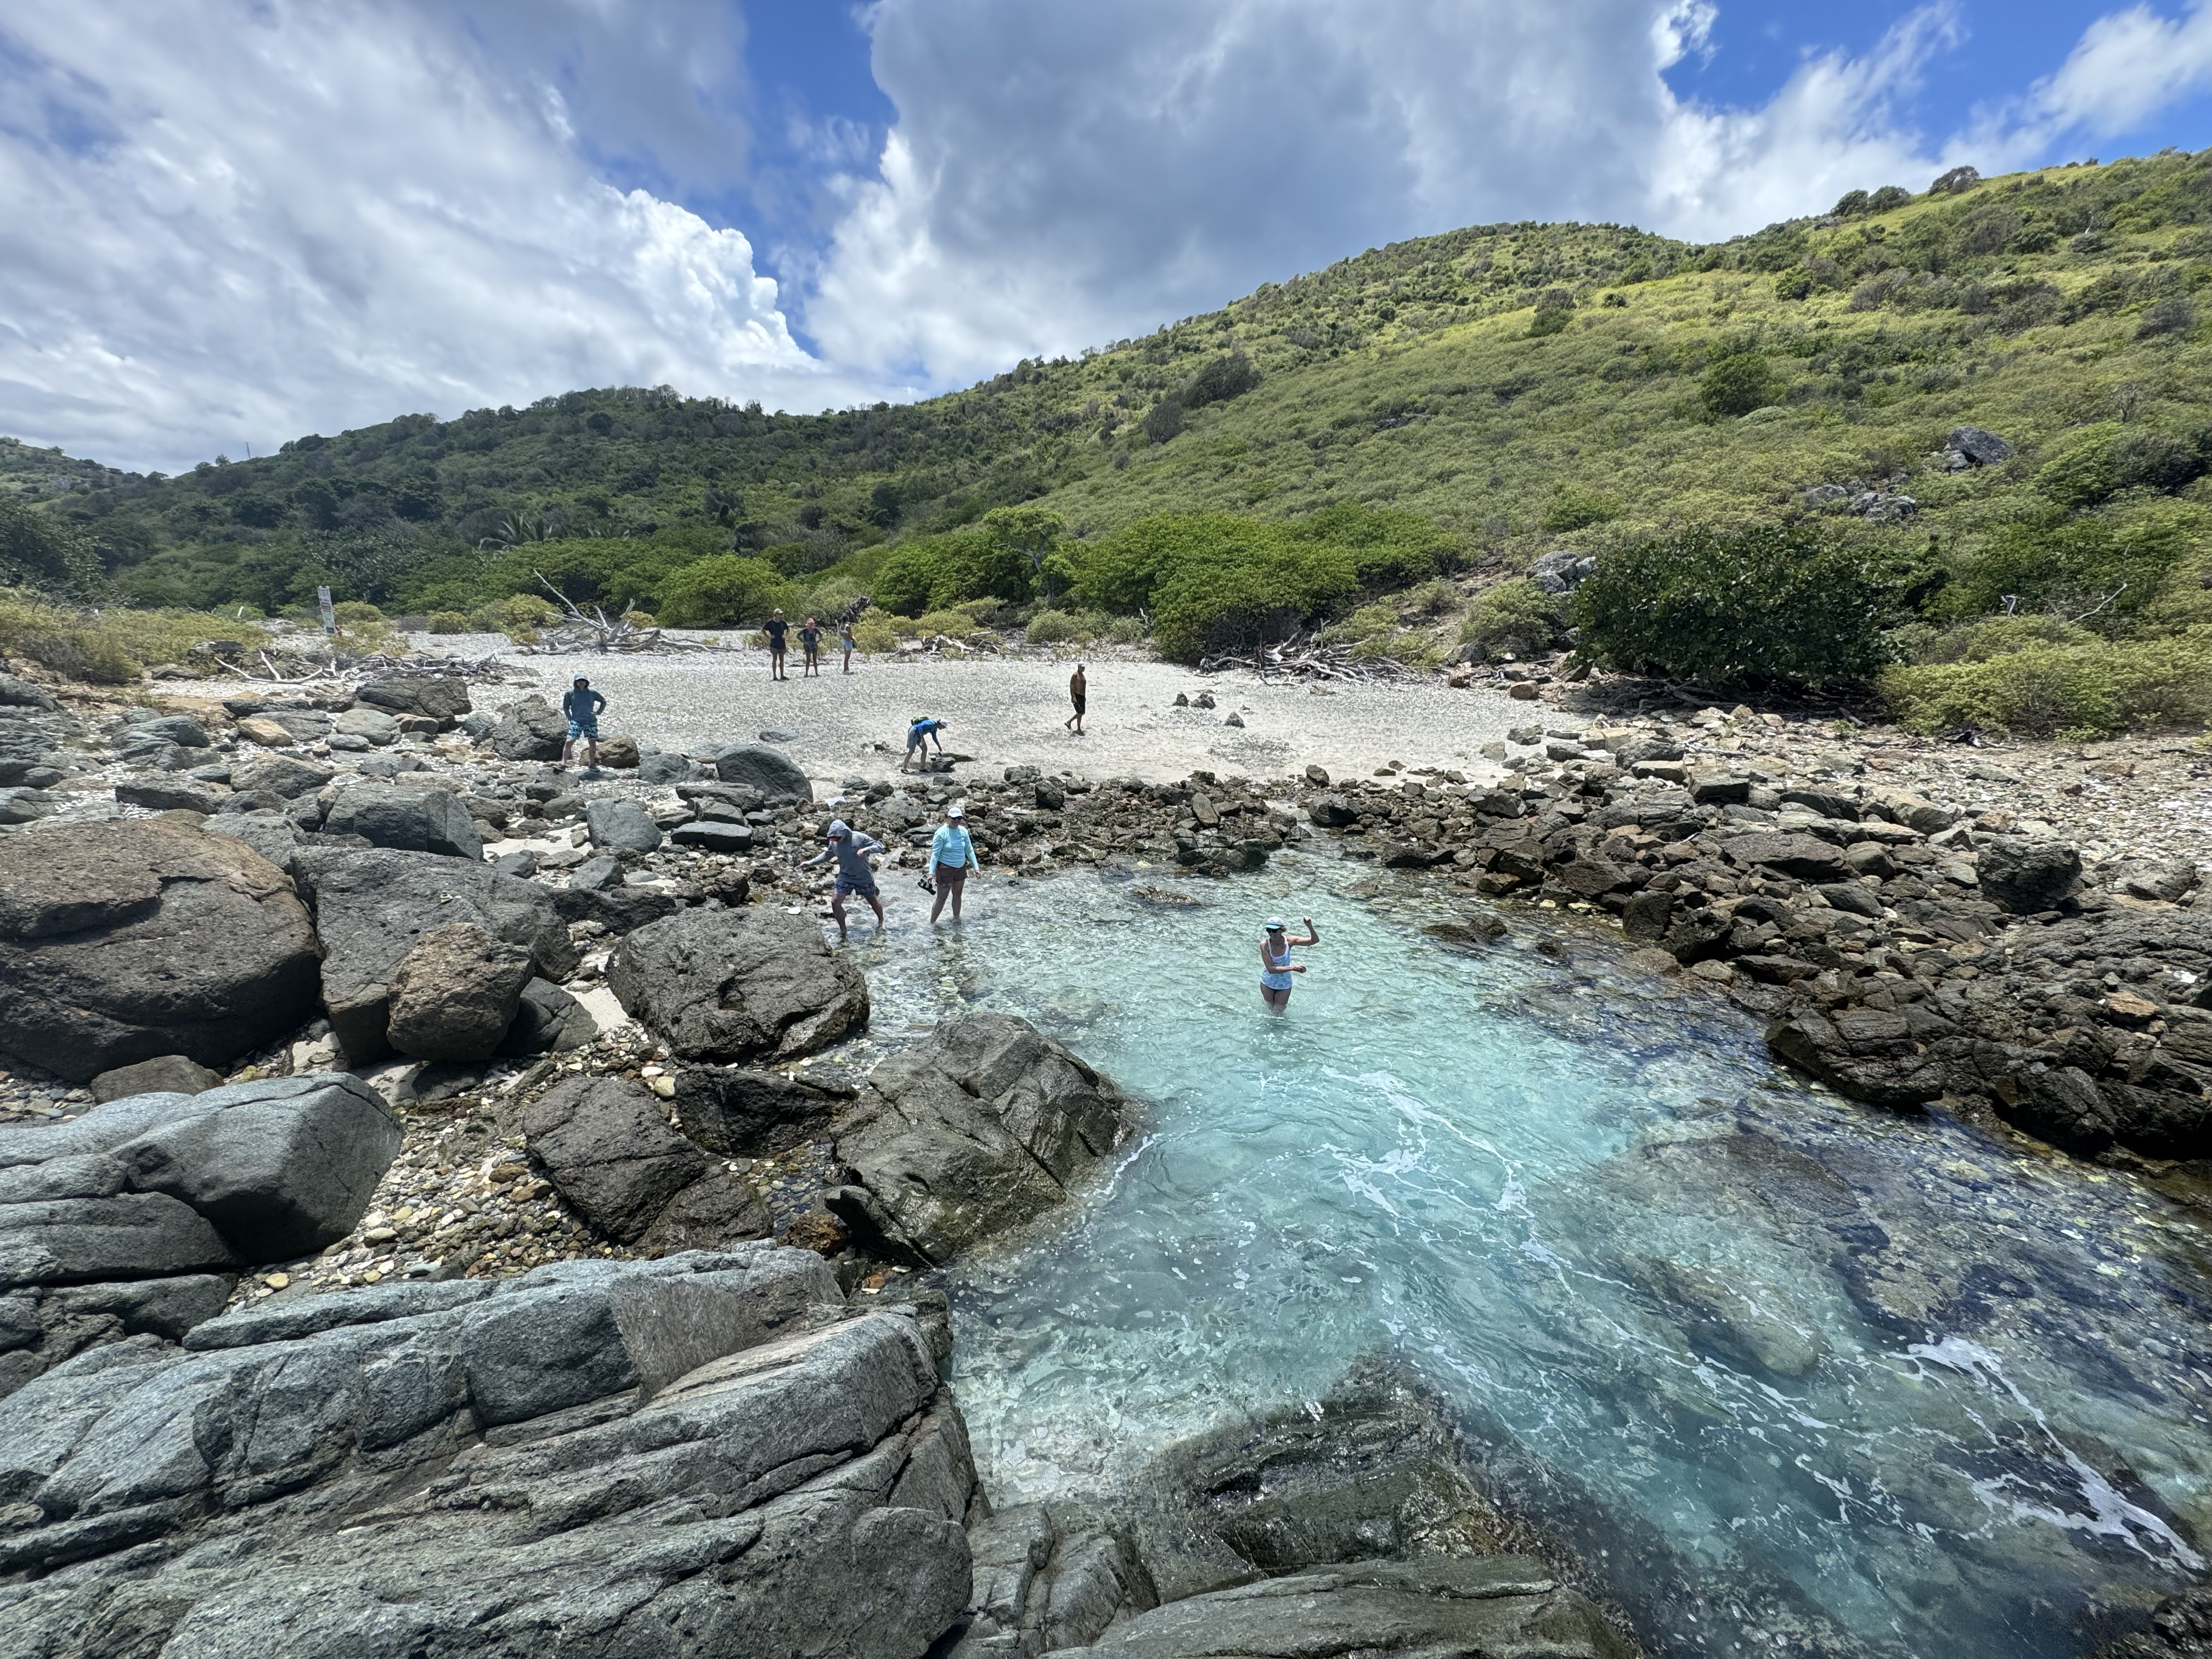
top-left (802, 817), bottom-right (886, 941)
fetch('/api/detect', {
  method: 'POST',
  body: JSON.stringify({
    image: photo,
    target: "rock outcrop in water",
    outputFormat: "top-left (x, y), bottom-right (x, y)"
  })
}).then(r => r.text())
top-left (832, 1012), bottom-right (1138, 1264)
top-left (0, 1247), bottom-right (980, 1659)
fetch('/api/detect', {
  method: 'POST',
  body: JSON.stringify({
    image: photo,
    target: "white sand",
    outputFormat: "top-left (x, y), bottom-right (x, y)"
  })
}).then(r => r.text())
top-left (476, 645), bottom-right (1531, 791)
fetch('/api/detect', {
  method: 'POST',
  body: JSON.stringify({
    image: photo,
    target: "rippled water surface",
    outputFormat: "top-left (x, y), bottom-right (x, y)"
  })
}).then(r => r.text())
top-left (858, 855), bottom-right (2212, 1657)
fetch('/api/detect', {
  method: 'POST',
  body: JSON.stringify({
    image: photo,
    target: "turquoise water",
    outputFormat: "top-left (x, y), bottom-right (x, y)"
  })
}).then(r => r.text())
top-left (855, 855), bottom-right (2212, 1658)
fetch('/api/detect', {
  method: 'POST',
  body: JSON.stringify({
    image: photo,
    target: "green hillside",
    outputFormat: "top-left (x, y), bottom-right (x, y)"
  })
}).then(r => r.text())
top-left (9, 151), bottom-right (2212, 730)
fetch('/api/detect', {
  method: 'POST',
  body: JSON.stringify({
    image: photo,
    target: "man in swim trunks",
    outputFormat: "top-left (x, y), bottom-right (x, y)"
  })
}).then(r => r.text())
top-left (902, 715), bottom-right (947, 773)
top-left (560, 676), bottom-right (605, 771)
top-left (764, 608), bottom-right (789, 680)
top-left (802, 818), bottom-right (886, 941)
top-left (1066, 662), bottom-right (1087, 735)
top-left (1259, 915), bottom-right (1319, 1012)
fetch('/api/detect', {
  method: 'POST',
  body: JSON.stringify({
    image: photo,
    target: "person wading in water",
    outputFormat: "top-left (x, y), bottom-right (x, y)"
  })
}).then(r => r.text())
top-left (928, 803), bottom-right (981, 924)
top-left (802, 819), bottom-right (886, 942)
top-left (1065, 662), bottom-right (1087, 735)
top-left (1259, 916), bottom-right (1319, 1012)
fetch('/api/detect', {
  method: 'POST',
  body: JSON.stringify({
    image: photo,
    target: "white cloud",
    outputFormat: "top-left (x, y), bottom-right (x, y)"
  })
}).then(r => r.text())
top-left (0, 2), bottom-right (845, 473)
top-left (2025, 1), bottom-right (2212, 138)
top-left (804, 0), bottom-right (1978, 390)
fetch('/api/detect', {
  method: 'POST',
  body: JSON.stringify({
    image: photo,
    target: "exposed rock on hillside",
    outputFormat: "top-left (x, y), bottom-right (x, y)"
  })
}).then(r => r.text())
top-left (0, 821), bottom-right (319, 1081)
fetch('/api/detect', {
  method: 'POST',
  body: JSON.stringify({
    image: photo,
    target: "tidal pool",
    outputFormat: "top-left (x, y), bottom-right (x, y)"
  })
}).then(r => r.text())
top-left (857, 854), bottom-right (2212, 1657)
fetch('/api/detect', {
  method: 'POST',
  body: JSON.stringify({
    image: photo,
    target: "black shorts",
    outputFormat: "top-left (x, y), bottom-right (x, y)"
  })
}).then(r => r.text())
top-left (1071, 696), bottom-right (1087, 715)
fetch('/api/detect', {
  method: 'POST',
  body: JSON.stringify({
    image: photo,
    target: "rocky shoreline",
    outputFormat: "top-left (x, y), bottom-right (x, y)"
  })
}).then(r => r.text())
top-left (3, 658), bottom-right (2210, 1655)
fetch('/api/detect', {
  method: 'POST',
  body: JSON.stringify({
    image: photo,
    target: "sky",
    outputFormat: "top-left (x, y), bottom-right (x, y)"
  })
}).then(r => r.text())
top-left (2, 1), bottom-right (2210, 475)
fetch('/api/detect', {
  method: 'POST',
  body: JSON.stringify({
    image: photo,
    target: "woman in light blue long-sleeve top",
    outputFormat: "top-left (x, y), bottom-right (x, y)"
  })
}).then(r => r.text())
top-left (928, 803), bottom-right (981, 924)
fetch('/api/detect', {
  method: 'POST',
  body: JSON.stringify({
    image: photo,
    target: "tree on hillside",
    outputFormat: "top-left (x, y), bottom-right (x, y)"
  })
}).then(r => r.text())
top-left (0, 500), bottom-right (102, 594)
top-left (1700, 352), bottom-right (1780, 420)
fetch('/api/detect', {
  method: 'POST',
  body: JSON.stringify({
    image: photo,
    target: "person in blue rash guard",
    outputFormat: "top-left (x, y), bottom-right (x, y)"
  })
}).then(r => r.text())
top-left (560, 676), bottom-right (606, 771)
top-left (802, 818), bottom-right (886, 942)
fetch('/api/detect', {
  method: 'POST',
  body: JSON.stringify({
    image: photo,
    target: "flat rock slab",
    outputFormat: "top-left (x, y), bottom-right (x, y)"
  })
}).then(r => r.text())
top-left (609, 907), bottom-right (867, 1063)
top-left (294, 847), bottom-right (578, 1062)
top-left (0, 1249), bottom-right (973, 1659)
top-left (523, 1075), bottom-right (708, 1243)
top-left (356, 675), bottom-right (472, 721)
top-left (0, 821), bottom-right (320, 1082)
top-left (321, 781), bottom-right (483, 860)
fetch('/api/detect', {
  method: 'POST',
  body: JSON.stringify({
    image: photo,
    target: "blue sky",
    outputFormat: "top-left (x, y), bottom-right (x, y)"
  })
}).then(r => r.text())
top-left (3, 1), bottom-right (2210, 471)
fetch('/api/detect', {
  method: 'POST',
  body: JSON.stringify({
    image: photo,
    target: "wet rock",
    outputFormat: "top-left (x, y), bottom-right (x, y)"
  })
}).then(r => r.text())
top-left (0, 1250), bottom-right (971, 1658)
top-left (671, 1066), bottom-right (860, 1159)
top-left (1978, 836), bottom-right (2081, 914)
top-left (385, 921), bottom-right (536, 1062)
top-left (495, 977), bottom-right (597, 1056)
top-left (0, 821), bottom-right (319, 1082)
top-left (1078, 1559), bottom-right (1629, 1659)
top-left (834, 1012), bottom-right (1135, 1263)
top-left (523, 1075), bottom-right (709, 1242)
top-left (292, 847), bottom-right (577, 1063)
top-left (1624, 1255), bottom-right (1823, 1378)
top-left (710, 742), bottom-right (812, 800)
top-left (354, 675), bottom-right (471, 722)
top-left (585, 797), bottom-right (663, 853)
top-left (1723, 832), bottom-right (1849, 882)
top-left (1621, 890), bottom-right (1673, 943)
top-left (321, 780), bottom-right (483, 860)
top-left (490, 695), bottom-right (567, 761)
top-left (113, 778), bottom-right (230, 814)
top-left (634, 1170), bottom-right (774, 1255)
top-left (610, 907), bottom-right (868, 1063)
top-left (1308, 794), bottom-right (1357, 829)
top-left (1765, 1008), bottom-right (1948, 1110)
top-left (88, 1056), bottom-right (223, 1104)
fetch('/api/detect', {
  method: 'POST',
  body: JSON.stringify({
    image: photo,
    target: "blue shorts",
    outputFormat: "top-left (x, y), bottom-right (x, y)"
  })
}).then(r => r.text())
top-left (834, 874), bottom-right (878, 899)
top-left (567, 718), bottom-right (599, 741)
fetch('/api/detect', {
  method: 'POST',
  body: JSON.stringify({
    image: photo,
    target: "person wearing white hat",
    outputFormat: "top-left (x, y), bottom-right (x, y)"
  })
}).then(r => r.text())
top-left (1258, 915), bottom-right (1319, 1012)
top-left (928, 802), bottom-right (981, 924)
top-left (801, 818), bottom-right (886, 942)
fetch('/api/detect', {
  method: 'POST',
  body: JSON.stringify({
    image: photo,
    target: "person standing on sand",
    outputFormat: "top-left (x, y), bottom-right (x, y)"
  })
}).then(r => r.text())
top-left (799, 616), bottom-right (822, 678)
top-left (839, 618), bottom-right (856, 674)
top-left (902, 715), bottom-right (947, 772)
top-left (764, 609), bottom-right (789, 680)
top-left (1065, 662), bottom-right (1087, 735)
top-left (560, 675), bottom-right (605, 771)
top-left (802, 819), bottom-right (886, 941)
top-left (1259, 916), bottom-right (1319, 1013)
top-left (928, 803), bottom-right (981, 924)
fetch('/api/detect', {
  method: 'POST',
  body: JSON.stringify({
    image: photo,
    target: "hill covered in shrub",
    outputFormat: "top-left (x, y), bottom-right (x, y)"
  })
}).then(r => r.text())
top-left (13, 150), bottom-right (2212, 731)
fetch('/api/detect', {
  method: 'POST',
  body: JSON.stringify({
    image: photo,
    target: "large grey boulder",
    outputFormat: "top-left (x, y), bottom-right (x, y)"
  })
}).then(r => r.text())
top-left (586, 796), bottom-right (664, 852)
top-left (491, 694), bottom-right (567, 761)
top-left (834, 1012), bottom-right (1135, 1263)
top-left (333, 705), bottom-right (401, 745)
top-left (1077, 1559), bottom-right (1632, 1658)
top-left (610, 907), bottom-right (868, 1063)
top-left (88, 1055), bottom-right (223, 1103)
top-left (127, 714), bottom-right (210, 749)
top-left (496, 976), bottom-right (597, 1056)
top-left (523, 1076), bottom-right (709, 1242)
top-left (672, 1066), bottom-right (858, 1158)
top-left (321, 781), bottom-right (484, 860)
top-left (0, 821), bottom-right (320, 1082)
top-left (229, 752), bottom-right (334, 799)
top-left (0, 1249), bottom-right (973, 1659)
top-left (0, 1193), bottom-right (240, 1287)
top-left (0, 672), bottom-right (59, 711)
top-left (294, 847), bottom-right (578, 1062)
top-left (712, 741), bottom-right (813, 800)
top-left (356, 675), bottom-right (472, 721)
top-left (1979, 835), bottom-right (2082, 914)
top-left (386, 921), bottom-right (536, 1061)
top-left (202, 810), bottom-right (302, 873)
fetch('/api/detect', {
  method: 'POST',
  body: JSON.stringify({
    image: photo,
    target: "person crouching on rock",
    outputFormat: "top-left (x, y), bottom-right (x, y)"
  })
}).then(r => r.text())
top-left (902, 715), bottom-right (947, 772)
top-left (929, 803), bottom-right (981, 924)
top-left (561, 676), bottom-right (605, 772)
top-left (1259, 916), bottom-right (1319, 1013)
top-left (803, 818), bottom-right (885, 942)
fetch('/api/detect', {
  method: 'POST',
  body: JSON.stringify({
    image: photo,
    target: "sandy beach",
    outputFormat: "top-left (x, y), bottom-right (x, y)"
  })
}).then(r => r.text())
top-left (425, 637), bottom-right (1528, 791)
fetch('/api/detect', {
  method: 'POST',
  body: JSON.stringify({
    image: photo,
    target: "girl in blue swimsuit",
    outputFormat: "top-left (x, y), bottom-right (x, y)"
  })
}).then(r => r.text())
top-left (1259, 915), bottom-right (1319, 1012)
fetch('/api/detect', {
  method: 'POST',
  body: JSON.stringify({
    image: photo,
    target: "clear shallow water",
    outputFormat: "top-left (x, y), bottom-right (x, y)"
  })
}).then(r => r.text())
top-left (856, 855), bottom-right (2212, 1658)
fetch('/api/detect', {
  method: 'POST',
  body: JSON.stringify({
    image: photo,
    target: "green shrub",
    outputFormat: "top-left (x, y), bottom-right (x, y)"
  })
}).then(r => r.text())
top-left (1401, 577), bottom-right (1459, 617)
top-left (1460, 578), bottom-right (1566, 653)
top-left (1540, 487), bottom-right (1618, 533)
top-left (1182, 353), bottom-right (1259, 408)
top-left (1104, 616), bottom-right (1147, 645)
top-left (1282, 501), bottom-right (1454, 585)
top-left (1700, 353), bottom-right (1781, 420)
top-left (426, 610), bottom-right (470, 634)
top-left (873, 528), bottom-right (1035, 615)
top-left (1025, 608), bottom-right (1084, 643)
top-left (1142, 399), bottom-right (1186, 444)
top-left (1939, 504), bottom-right (2197, 628)
top-left (0, 501), bottom-right (102, 594)
top-left (851, 614), bottom-right (899, 653)
top-left (2036, 424), bottom-right (2209, 507)
top-left (1902, 614), bottom-right (2096, 663)
top-left (656, 556), bottom-right (788, 628)
top-left (467, 593), bottom-right (560, 638)
top-left (1070, 512), bottom-right (1362, 661)
top-left (1879, 631), bottom-right (2212, 737)
top-left (0, 590), bottom-right (266, 685)
top-left (1575, 527), bottom-right (1916, 685)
